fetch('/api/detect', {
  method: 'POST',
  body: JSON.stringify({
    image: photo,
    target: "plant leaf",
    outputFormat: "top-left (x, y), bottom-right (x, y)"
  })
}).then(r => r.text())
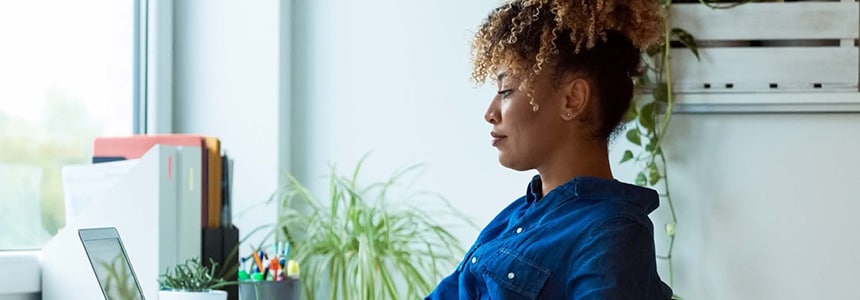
top-left (672, 28), bottom-right (700, 61)
top-left (270, 157), bottom-right (467, 300)
top-left (639, 102), bottom-right (657, 133)
top-left (649, 173), bottom-right (662, 186)
top-left (654, 83), bottom-right (669, 104)
top-left (622, 102), bottom-right (639, 123)
top-left (635, 172), bottom-right (647, 186)
top-left (646, 44), bottom-right (662, 58)
top-left (648, 162), bottom-right (661, 186)
top-left (626, 129), bottom-right (641, 146)
top-left (620, 150), bottom-right (634, 164)
top-left (666, 223), bottom-right (677, 237)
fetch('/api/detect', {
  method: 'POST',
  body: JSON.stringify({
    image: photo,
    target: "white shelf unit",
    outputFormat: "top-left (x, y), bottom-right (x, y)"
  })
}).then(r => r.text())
top-left (667, 1), bottom-right (859, 113)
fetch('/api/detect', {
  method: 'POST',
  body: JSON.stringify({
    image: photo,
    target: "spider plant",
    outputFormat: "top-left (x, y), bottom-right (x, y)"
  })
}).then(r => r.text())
top-left (269, 158), bottom-right (468, 300)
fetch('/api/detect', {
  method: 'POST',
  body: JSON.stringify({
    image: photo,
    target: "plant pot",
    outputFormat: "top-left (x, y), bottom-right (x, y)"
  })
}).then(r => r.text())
top-left (158, 290), bottom-right (228, 300)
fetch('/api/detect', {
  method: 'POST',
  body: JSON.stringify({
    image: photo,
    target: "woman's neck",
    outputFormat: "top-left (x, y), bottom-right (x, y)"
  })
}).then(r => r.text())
top-left (536, 140), bottom-right (613, 197)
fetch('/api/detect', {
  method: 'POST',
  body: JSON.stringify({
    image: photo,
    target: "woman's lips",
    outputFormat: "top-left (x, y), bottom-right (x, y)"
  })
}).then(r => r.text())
top-left (491, 132), bottom-right (507, 147)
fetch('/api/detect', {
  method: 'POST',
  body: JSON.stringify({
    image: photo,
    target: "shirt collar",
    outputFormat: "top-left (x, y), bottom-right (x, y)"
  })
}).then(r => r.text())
top-left (526, 175), bottom-right (660, 214)
top-left (526, 175), bottom-right (544, 203)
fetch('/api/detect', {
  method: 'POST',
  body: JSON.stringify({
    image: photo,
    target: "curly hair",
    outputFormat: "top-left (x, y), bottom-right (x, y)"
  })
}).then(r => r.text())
top-left (471, 0), bottom-right (665, 140)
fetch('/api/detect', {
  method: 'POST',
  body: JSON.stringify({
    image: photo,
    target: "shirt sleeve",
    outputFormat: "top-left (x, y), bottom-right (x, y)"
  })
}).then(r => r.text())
top-left (566, 217), bottom-right (664, 299)
top-left (425, 270), bottom-right (460, 300)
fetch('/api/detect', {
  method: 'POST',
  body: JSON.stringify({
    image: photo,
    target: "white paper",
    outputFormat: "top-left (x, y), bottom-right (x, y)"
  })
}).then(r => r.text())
top-left (61, 159), bottom-right (139, 225)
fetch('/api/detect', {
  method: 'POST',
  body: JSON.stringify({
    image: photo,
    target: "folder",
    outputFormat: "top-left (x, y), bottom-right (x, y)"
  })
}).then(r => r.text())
top-left (205, 137), bottom-right (222, 228)
top-left (221, 153), bottom-right (233, 228)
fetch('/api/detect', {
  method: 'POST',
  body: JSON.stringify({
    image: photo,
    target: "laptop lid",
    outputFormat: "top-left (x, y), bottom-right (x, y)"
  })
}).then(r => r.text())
top-left (78, 227), bottom-right (146, 300)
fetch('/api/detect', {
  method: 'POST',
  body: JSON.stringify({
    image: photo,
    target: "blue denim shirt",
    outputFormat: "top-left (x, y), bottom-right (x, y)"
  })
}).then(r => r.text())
top-left (426, 176), bottom-right (672, 299)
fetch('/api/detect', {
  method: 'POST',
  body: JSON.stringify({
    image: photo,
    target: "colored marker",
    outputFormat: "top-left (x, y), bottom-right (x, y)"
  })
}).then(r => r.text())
top-left (251, 247), bottom-right (265, 275)
top-left (269, 257), bottom-right (280, 281)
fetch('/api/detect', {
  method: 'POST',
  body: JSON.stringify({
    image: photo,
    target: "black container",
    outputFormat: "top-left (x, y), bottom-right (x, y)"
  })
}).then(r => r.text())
top-left (202, 226), bottom-right (240, 300)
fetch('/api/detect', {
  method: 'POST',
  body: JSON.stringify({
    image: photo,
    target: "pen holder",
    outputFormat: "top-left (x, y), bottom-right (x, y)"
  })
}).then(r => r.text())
top-left (238, 278), bottom-right (301, 300)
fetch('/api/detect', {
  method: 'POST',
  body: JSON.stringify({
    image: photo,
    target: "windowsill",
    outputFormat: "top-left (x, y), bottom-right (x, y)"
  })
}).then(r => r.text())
top-left (0, 251), bottom-right (41, 295)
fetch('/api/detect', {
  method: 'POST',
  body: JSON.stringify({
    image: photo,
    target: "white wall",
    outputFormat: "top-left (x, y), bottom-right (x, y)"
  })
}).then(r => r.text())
top-left (172, 0), bottom-right (288, 252)
top-left (614, 113), bottom-right (860, 300)
top-left (290, 0), bottom-right (526, 247)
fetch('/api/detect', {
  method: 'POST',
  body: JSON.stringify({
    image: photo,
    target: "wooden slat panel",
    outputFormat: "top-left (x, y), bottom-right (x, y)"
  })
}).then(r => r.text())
top-left (673, 92), bottom-right (860, 113)
top-left (671, 47), bottom-right (859, 92)
top-left (670, 2), bottom-right (859, 41)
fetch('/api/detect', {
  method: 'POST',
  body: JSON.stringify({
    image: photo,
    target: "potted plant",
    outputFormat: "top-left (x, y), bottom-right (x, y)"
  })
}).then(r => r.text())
top-left (158, 258), bottom-right (230, 300)
top-left (270, 158), bottom-right (470, 300)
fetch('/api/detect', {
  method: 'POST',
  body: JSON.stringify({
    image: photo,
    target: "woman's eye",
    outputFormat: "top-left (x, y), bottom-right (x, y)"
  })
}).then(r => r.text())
top-left (497, 89), bottom-right (513, 98)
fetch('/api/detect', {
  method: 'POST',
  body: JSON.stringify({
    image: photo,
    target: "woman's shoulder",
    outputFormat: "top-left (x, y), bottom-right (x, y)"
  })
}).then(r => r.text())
top-left (550, 177), bottom-right (660, 227)
top-left (574, 197), bottom-right (654, 226)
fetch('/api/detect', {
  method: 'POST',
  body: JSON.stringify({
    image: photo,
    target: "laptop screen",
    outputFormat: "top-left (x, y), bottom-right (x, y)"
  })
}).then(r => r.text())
top-left (80, 228), bottom-right (145, 300)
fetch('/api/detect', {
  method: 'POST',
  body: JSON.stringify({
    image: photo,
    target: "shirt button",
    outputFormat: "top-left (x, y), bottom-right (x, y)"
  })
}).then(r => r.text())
top-left (507, 272), bottom-right (515, 280)
top-left (471, 257), bottom-right (477, 264)
top-left (516, 227), bottom-right (523, 234)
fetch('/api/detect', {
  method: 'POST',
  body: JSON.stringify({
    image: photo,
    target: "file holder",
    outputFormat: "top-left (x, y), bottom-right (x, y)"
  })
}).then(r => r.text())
top-left (42, 145), bottom-right (199, 300)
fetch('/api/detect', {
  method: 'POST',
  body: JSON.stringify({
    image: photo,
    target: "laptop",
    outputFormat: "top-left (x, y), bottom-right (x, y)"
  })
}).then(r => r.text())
top-left (79, 227), bottom-right (146, 300)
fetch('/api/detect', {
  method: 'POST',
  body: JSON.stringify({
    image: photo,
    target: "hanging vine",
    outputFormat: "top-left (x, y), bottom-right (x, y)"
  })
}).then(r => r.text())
top-left (621, 1), bottom-right (752, 299)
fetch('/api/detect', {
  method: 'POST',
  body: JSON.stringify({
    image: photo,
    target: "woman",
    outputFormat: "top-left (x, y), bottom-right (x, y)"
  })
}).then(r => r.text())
top-left (427, 0), bottom-right (671, 299)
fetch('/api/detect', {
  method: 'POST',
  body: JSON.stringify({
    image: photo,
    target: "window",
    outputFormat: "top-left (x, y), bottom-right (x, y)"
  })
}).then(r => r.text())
top-left (0, 0), bottom-right (143, 250)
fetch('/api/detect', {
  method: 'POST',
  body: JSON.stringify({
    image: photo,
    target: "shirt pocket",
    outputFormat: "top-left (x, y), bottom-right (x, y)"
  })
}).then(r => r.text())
top-left (480, 248), bottom-right (551, 300)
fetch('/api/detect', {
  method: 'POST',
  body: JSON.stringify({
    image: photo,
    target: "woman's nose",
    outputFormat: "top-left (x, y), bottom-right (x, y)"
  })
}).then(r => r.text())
top-left (485, 98), bottom-right (500, 124)
top-left (485, 108), bottom-right (499, 124)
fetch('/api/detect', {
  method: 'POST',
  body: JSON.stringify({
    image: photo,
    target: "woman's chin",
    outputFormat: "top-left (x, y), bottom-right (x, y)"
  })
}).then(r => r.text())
top-left (497, 153), bottom-right (531, 172)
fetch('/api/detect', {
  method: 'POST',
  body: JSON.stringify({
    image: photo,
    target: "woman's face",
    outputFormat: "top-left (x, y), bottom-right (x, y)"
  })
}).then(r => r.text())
top-left (484, 70), bottom-right (569, 171)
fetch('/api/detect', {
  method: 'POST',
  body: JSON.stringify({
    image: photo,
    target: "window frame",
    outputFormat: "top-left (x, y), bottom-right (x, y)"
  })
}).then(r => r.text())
top-left (0, 0), bottom-right (169, 296)
top-left (135, 0), bottom-right (147, 134)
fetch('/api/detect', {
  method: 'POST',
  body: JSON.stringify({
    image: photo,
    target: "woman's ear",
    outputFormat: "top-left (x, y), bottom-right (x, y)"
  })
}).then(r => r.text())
top-left (560, 76), bottom-right (591, 121)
